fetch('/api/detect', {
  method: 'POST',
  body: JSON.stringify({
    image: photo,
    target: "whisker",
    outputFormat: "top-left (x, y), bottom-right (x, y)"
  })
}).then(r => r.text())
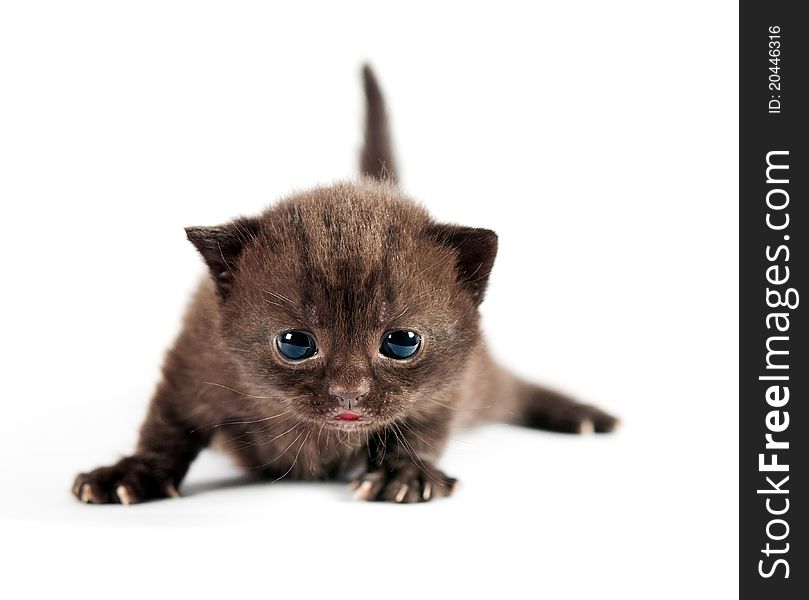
top-left (422, 398), bottom-right (494, 413)
top-left (190, 410), bottom-right (292, 433)
top-left (255, 420), bottom-right (300, 445)
top-left (249, 426), bottom-right (303, 470)
top-left (389, 421), bottom-right (446, 487)
top-left (200, 381), bottom-right (275, 400)
top-left (264, 290), bottom-right (296, 306)
top-left (227, 415), bottom-right (300, 451)
top-left (271, 429), bottom-right (311, 482)
top-left (399, 420), bottom-right (437, 450)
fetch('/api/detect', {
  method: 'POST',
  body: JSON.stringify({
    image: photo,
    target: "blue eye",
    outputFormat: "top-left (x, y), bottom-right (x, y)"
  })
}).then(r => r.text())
top-left (380, 330), bottom-right (421, 359)
top-left (276, 331), bottom-right (317, 360)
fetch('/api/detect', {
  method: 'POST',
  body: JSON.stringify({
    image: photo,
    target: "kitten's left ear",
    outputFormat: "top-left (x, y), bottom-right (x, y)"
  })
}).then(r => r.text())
top-left (427, 224), bottom-right (498, 306)
top-left (185, 217), bottom-right (261, 300)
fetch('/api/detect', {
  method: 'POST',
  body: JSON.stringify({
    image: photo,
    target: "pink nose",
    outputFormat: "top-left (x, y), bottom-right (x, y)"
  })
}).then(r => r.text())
top-left (329, 382), bottom-right (370, 409)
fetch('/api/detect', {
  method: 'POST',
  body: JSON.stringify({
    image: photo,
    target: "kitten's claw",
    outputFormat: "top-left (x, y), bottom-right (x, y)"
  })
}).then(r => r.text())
top-left (578, 419), bottom-right (595, 435)
top-left (80, 483), bottom-right (93, 503)
top-left (352, 479), bottom-right (374, 500)
top-left (394, 484), bottom-right (409, 503)
top-left (73, 456), bottom-right (180, 505)
top-left (350, 463), bottom-right (456, 504)
top-left (115, 485), bottom-right (133, 505)
top-left (352, 471), bottom-right (383, 500)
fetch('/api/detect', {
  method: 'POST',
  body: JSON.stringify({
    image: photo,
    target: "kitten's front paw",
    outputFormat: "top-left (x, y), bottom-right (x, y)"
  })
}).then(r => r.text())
top-left (350, 463), bottom-right (457, 503)
top-left (73, 456), bottom-right (180, 505)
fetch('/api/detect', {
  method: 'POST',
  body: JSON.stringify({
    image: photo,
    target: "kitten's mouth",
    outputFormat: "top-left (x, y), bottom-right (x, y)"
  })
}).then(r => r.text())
top-left (337, 412), bottom-right (361, 421)
top-left (323, 410), bottom-right (374, 431)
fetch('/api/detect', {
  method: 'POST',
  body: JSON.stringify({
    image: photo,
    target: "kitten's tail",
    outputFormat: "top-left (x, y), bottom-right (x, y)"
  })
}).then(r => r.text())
top-left (466, 351), bottom-right (619, 434)
top-left (360, 64), bottom-right (398, 184)
top-left (506, 377), bottom-right (620, 434)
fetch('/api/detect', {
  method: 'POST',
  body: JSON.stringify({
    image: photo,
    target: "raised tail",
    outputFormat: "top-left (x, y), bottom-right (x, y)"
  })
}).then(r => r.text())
top-left (360, 65), bottom-right (398, 183)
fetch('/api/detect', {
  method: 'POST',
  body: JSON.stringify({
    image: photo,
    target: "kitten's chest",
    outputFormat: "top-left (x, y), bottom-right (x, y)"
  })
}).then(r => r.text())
top-left (210, 419), bottom-right (367, 481)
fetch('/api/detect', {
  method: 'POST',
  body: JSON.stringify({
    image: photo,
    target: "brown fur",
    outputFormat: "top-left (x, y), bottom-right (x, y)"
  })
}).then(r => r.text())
top-left (73, 66), bottom-right (617, 504)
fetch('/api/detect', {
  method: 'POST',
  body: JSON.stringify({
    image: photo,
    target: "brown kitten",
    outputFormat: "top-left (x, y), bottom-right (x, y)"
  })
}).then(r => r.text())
top-left (73, 66), bottom-right (617, 505)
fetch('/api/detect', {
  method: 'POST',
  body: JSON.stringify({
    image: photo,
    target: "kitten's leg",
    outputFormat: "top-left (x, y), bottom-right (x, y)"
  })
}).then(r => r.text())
top-left (73, 393), bottom-right (208, 505)
top-left (351, 414), bottom-right (457, 503)
top-left (516, 383), bottom-right (619, 434)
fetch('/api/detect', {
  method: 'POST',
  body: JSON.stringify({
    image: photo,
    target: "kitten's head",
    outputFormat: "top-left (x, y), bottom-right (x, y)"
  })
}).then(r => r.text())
top-left (186, 180), bottom-right (497, 432)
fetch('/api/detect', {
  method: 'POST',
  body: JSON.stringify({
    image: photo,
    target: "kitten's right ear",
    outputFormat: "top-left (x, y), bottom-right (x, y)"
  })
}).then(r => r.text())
top-left (185, 217), bottom-right (261, 300)
top-left (427, 224), bottom-right (498, 306)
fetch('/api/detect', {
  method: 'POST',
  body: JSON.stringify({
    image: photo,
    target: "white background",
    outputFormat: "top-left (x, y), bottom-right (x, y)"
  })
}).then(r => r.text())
top-left (0, 1), bottom-right (739, 598)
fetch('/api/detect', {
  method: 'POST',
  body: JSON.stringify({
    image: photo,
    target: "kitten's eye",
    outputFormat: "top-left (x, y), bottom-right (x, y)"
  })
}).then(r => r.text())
top-left (276, 331), bottom-right (317, 360)
top-left (380, 330), bottom-right (421, 360)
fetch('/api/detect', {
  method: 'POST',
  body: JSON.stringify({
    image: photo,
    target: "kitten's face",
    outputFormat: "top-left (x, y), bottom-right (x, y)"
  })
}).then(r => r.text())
top-left (188, 182), bottom-right (496, 432)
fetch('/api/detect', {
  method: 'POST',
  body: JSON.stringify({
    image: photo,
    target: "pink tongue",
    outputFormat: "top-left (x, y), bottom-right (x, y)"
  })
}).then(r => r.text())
top-left (338, 412), bottom-right (360, 421)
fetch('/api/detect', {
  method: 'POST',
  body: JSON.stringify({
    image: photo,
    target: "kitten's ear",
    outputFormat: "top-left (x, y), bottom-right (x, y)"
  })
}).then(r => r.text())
top-left (427, 224), bottom-right (498, 306)
top-left (185, 217), bottom-right (261, 300)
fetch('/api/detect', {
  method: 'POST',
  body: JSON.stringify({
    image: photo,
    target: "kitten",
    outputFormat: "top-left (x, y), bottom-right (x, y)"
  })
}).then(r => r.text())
top-left (73, 66), bottom-right (617, 505)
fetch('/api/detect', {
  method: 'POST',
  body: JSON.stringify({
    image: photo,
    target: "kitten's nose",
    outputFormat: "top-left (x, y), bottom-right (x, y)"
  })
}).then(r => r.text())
top-left (329, 381), bottom-right (370, 409)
